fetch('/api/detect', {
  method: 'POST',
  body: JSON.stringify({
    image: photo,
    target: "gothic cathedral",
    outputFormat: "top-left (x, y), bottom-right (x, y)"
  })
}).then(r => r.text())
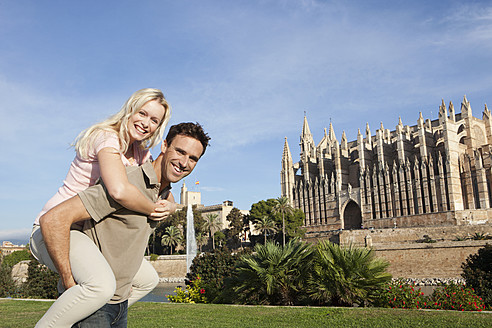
top-left (281, 96), bottom-right (492, 234)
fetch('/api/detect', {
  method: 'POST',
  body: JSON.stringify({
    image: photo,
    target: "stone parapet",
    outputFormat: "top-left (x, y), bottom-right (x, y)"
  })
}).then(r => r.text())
top-left (375, 240), bottom-right (489, 279)
top-left (146, 255), bottom-right (187, 280)
top-left (337, 224), bottom-right (492, 246)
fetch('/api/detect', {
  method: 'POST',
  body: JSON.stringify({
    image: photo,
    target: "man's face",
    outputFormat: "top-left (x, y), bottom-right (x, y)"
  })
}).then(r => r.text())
top-left (161, 135), bottom-right (204, 184)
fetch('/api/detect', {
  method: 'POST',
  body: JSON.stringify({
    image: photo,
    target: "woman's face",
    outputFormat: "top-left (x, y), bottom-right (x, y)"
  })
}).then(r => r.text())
top-left (127, 99), bottom-right (166, 143)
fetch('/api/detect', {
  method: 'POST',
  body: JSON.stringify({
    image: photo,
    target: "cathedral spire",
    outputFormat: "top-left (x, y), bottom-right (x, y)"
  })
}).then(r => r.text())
top-left (281, 137), bottom-right (295, 204)
top-left (282, 137), bottom-right (292, 162)
top-left (300, 115), bottom-right (315, 160)
top-left (329, 122), bottom-right (337, 141)
top-left (302, 115), bottom-right (313, 140)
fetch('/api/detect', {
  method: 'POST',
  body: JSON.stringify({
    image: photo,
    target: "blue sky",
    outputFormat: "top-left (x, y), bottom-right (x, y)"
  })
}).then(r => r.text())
top-left (1, 0), bottom-right (492, 243)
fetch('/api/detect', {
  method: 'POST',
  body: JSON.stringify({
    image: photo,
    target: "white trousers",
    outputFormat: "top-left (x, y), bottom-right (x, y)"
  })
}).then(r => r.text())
top-left (30, 225), bottom-right (159, 328)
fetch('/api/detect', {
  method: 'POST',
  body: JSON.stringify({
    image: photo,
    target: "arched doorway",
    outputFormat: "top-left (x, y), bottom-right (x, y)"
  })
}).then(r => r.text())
top-left (343, 200), bottom-right (362, 230)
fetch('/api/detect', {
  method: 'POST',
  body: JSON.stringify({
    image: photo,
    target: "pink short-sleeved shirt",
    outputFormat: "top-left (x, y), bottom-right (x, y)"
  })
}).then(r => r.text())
top-left (34, 131), bottom-right (151, 225)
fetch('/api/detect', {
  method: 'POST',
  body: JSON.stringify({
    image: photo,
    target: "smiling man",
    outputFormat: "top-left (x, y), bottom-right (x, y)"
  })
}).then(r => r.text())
top-left (33, 122), bottom-right (210, 327)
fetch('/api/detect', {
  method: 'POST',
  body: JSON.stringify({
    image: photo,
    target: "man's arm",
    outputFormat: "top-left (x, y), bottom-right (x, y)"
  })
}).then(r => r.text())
top-left (39, 195), bottom-right (91, 290)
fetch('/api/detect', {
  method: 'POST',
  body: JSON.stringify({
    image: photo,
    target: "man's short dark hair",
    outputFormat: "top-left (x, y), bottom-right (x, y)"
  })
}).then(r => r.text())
top-left (166, 122), bottom-right (210, 156)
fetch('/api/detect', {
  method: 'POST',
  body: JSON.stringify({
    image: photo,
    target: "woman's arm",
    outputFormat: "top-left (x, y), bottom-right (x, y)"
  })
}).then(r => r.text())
top-left (98, 147), bottom-right (165, 217)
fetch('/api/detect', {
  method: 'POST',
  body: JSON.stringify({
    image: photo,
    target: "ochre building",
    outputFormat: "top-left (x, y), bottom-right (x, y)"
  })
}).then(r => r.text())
top-left (281, 96), bottom-right (492, 235)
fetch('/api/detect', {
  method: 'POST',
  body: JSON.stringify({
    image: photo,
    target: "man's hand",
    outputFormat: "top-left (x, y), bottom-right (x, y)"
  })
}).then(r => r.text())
top-left (61, 273), bottom-right (77, 290)
top-left (149, 200), bottom-right (177, 221)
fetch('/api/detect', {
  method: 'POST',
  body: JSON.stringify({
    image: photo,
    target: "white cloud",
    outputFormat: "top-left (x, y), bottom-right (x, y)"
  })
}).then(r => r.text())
top-left (0, 228), bottom-right (31, 242)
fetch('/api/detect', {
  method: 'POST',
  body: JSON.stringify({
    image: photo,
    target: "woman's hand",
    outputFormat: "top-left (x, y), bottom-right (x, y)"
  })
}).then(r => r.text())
top-left (149, 200), bottom-right (177, 221)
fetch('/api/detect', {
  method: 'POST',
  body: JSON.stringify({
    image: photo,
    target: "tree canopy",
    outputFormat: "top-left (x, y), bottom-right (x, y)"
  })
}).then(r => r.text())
top-left (249, 198), bottom-right (305, 244)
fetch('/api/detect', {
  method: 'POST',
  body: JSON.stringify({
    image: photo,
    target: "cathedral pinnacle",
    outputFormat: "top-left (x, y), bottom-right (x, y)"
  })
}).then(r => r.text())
top-left (418, 112), bottom-right (424, 127)
top-left (328, 122), bottom-right (336, 141)
top-left (301, 115), bottom-right (314, 141)
top-left (461, 95), bottom-right (471, 117)
top-left (449, 101), bottom-right (456, 121)
top-left (439, 99), bottom-right (448, 120)
top-left (341, 131), bottom-right (347, 149)
top-left (283, 137), bottom-right (292, 161)
top-left (483, 103), bottom-right (491, 120)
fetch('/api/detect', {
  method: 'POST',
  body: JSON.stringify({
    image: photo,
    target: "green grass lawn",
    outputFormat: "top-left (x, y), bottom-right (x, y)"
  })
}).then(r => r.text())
top-left (1, 299), bottom-right (491, 328)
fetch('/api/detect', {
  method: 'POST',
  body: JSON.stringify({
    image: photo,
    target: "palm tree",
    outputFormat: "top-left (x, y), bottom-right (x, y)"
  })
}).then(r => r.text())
top-left (195, 232), bottom-right (207, 252)
top-left (272, 196), bottom-right (293, 247)
top-left (255, 215), bottom-right (277, 245)
top-left (307, 240), bottom-right (392, 306)
top-left (204, 213), bottom-right (221, 250)
top-left (161, 226), bottom-right (182, 255)
top-left (231, 240), bottom-right (312, 305)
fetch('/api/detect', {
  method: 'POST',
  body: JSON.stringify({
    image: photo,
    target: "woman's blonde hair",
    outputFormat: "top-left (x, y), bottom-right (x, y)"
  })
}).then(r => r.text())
top-left (73, 88), bottom-right (171, 159)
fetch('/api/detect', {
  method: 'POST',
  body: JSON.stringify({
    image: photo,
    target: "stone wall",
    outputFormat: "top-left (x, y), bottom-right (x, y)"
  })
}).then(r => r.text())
top-left (147, 255), bottom-right (187, 281)
top-left (337, 224), bottom-right (492, 246)
top-left (375, 240), bottom-right (488, 279)
top-left (305, 224), bottom-right (491, 280)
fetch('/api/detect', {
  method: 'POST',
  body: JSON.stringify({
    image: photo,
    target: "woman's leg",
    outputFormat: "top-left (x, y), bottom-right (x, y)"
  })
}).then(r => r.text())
top-left (30, 226), bottom-right (116, 328)
top-left (127, 258), bottom-right (159, 306)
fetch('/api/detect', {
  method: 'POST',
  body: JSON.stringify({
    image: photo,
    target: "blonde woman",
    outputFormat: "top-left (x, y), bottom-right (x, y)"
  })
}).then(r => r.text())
top-left (30, 88), bottom-right (173, 328)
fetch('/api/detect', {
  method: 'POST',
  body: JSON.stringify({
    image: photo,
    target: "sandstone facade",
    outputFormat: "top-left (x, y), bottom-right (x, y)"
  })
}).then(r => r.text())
top-left (281, 96), bottom-right (492, 233)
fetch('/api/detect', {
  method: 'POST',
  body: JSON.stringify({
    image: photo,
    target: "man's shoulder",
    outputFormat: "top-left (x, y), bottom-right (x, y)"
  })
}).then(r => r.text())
top-left (126, 161), bottom-right (158, 188)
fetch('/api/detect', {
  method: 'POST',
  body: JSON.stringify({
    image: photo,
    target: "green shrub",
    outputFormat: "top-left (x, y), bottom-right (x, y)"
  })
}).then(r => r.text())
top-left (23, 256), bottom-right (59, 299)
top-left (417, 235), bottom-right (436, 243)
top-left (1, 249), bottom-right (30, 268)
top-left (427, 283), bottom-right (485, 311)
top-left (461, 243), bottom-right (492, 307)
top-left (167, 275), bottom-right (207, 303)
top-left (471, 233), bottom-right (491, 240)
top-left (308, 241), bottom-right (391, 307)
top-left (0, 265), bottom-right (23, 298)
top-left (225, 240), bottom-right (312, 305)
top-left (149, 253), bottom-right (159, 261)
top-left (372, 280), bottom-right (426, 309)
top-left (186, 248), bottom-right (246, 301)
top-left (372, 281), bottom-right (486, 311)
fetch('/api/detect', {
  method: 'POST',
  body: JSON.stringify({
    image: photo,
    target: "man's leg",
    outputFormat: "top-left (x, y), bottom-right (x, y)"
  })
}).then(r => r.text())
top-left (127, 258), bottom-right (159, 306)
top-left (30, 226), bottom-right (116, 328)
top-left (73, 301), bottom-right (128, 328)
